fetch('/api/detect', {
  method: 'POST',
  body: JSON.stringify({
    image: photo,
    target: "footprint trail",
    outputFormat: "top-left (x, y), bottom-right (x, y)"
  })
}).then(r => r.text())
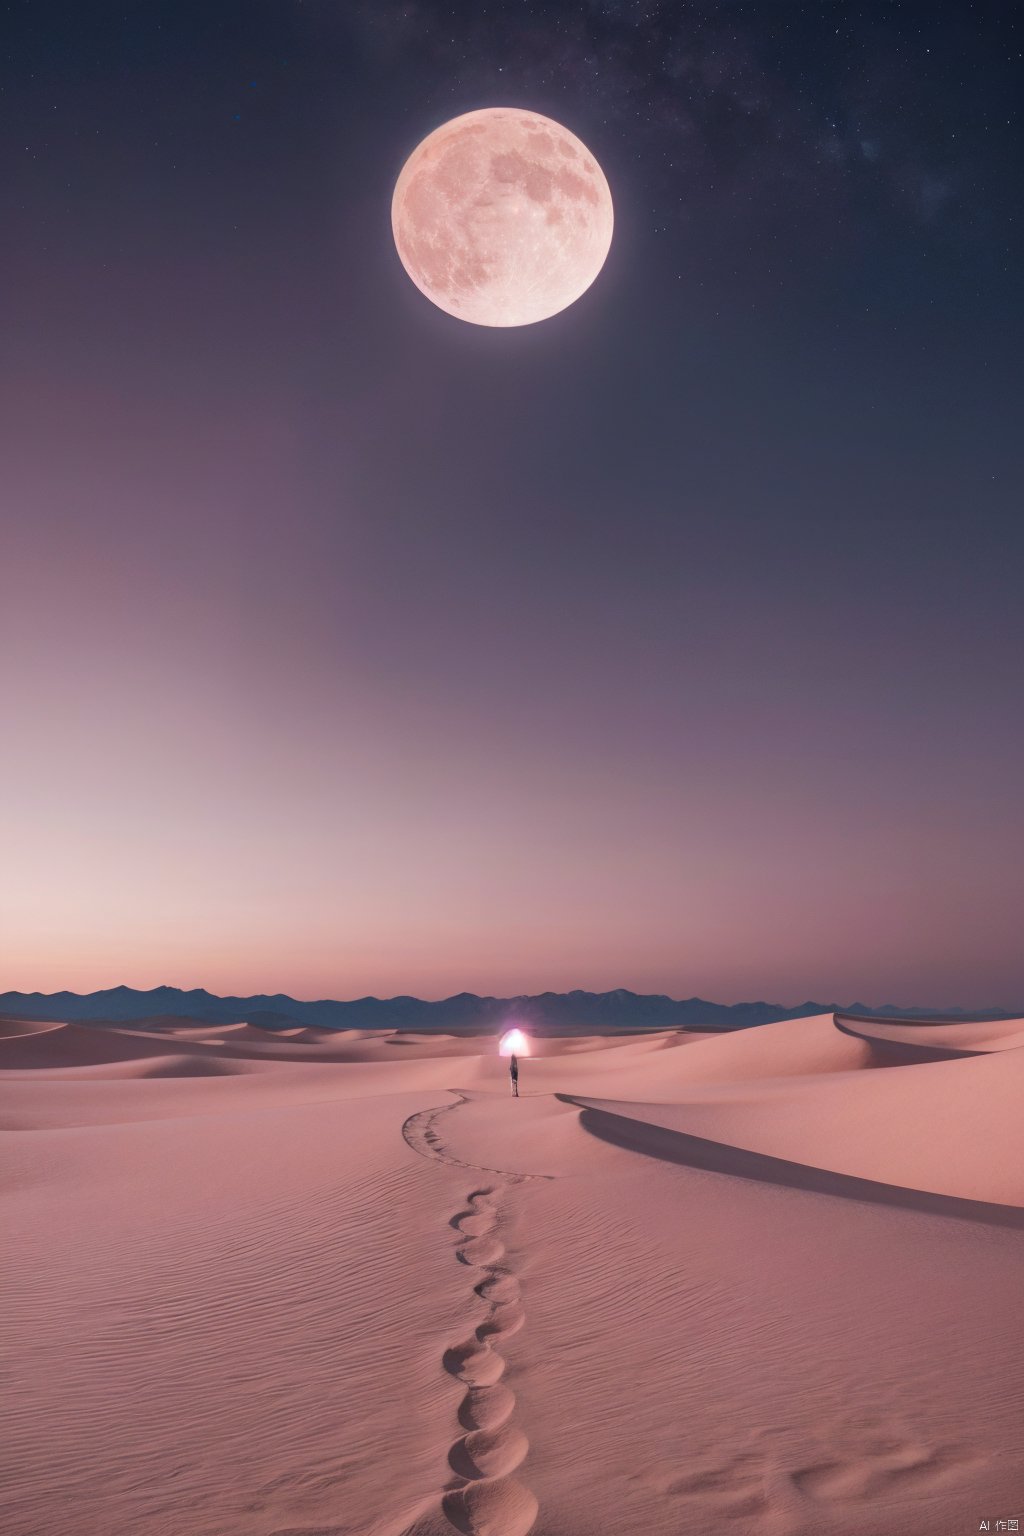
top-left (440, 1187), bottom-right (537, 1536)
top-left (402, 1094), bottom-right (554, 1183)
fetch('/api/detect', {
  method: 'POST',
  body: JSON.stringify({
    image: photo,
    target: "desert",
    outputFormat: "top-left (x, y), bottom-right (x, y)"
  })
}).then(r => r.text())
top-left (4, 5), bottom-right (1022, 1534)
top-left (4, 1008), bottom-right (1022, 1536)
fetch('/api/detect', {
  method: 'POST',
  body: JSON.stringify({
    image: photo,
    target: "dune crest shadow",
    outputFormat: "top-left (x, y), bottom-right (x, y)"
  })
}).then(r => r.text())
top-left (559, 1096), bottom-right (1024, 1230)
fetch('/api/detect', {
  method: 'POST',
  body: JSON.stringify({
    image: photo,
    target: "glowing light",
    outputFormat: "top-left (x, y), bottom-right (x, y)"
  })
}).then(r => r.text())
top-left (499, 1027), bottom-right (530, 1057)
top-left (392, 108), bottom-right (614, 327)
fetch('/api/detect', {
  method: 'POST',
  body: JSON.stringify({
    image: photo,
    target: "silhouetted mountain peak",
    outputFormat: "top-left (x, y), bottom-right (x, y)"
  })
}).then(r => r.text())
top-left (0, 986), bottom-right (1012, 1034)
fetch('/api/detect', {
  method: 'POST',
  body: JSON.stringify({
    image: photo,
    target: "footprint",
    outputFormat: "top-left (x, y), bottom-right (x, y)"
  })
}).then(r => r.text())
top-left (449, 1424), bottom-right (530, 1479)
top-left (477, 1302), bottom-right (525, 1341)
top-left (458, 1383), bottom-right (516, 1432)
top-left (455, 1209), bottom-right (497, 1238)
top-left (442, 1476), bottom-right (539, 1536)
top-left (475, 1273), bottom-right (519, 1304)
top-left (792, 1438), bottom-right (986, 1503)
top-left (792, 1459), bottom-right (869, 1501)
top-left (443, 1339), bottom-right (506, 1387)
top-left (663, 1450), bottom-right (767, 1518)
top-left (457, 1235), bottom-right (506, 1267)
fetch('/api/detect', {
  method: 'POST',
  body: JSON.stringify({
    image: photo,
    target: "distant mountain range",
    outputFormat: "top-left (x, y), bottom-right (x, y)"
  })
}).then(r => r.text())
top-left (0, 986), bottom-right (1011, 1033)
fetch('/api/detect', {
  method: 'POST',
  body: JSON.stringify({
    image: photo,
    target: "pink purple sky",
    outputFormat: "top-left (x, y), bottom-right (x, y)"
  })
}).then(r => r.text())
top-left (1, 4), bottom-right (1021, 1007)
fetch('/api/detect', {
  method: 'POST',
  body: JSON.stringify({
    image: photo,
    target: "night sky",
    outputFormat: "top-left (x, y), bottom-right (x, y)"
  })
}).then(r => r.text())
top-left (2, 2), bottom-right (1021, 1006)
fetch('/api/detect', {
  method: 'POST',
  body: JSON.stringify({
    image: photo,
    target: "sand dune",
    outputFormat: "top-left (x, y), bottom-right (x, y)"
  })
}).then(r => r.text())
top-left (564, 1038), bottom-right (1024, 1205)
top-left (3, 1009), bottom-right (1021, 1535)
top-left (124, 1018), bottom-right (260, 1037)
top-left (836, 1011), bottom-right (1024, 1055)
top-left (0, 1020), bottom-right (210, 1070)
top-left (566, 1092), bottom-right (1024, 1223)
top-left (0, 1017), bottom-right (68, 1038)
top-left (642, 1010), bottom-right (879, 1079)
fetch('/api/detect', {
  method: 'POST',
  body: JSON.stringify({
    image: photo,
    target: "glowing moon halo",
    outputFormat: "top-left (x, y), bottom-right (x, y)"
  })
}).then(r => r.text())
top-left (392, 108), bottom-right (613, 327)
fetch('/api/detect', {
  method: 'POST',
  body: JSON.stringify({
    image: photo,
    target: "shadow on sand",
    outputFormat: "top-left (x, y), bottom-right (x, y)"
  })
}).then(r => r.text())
top-left (559, 1096), bottom-right (1024, 1231)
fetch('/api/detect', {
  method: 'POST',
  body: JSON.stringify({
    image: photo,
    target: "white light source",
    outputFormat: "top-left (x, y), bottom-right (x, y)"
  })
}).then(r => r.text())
top-left (499, 1027), bottom-right (530, 1056)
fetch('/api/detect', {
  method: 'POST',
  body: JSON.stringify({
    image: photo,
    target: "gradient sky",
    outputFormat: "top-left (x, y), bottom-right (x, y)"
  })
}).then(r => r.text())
top-left (2, 2), bottom-right (1022, 1006)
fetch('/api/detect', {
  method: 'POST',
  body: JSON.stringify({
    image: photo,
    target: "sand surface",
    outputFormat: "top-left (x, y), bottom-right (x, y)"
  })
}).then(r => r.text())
top-left (3, 1012), bottom-right (1022, 1535)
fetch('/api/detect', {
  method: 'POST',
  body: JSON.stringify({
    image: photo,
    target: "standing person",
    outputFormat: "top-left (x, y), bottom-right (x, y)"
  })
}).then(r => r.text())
top-left (509, 1052), bottom-right (519, 1097)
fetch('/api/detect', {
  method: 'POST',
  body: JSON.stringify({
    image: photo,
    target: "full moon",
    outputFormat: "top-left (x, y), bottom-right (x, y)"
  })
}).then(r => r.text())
top-left (392, 108), bottom-right (613, 327)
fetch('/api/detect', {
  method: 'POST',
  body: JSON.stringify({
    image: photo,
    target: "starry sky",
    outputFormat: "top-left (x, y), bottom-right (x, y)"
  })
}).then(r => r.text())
top-left (1, 1), bottom-right (1021, 1006)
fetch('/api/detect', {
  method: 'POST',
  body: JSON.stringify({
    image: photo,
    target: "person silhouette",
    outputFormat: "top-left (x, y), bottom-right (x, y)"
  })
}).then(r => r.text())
top-left (509, 1052), bottom-right (519, 1097)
